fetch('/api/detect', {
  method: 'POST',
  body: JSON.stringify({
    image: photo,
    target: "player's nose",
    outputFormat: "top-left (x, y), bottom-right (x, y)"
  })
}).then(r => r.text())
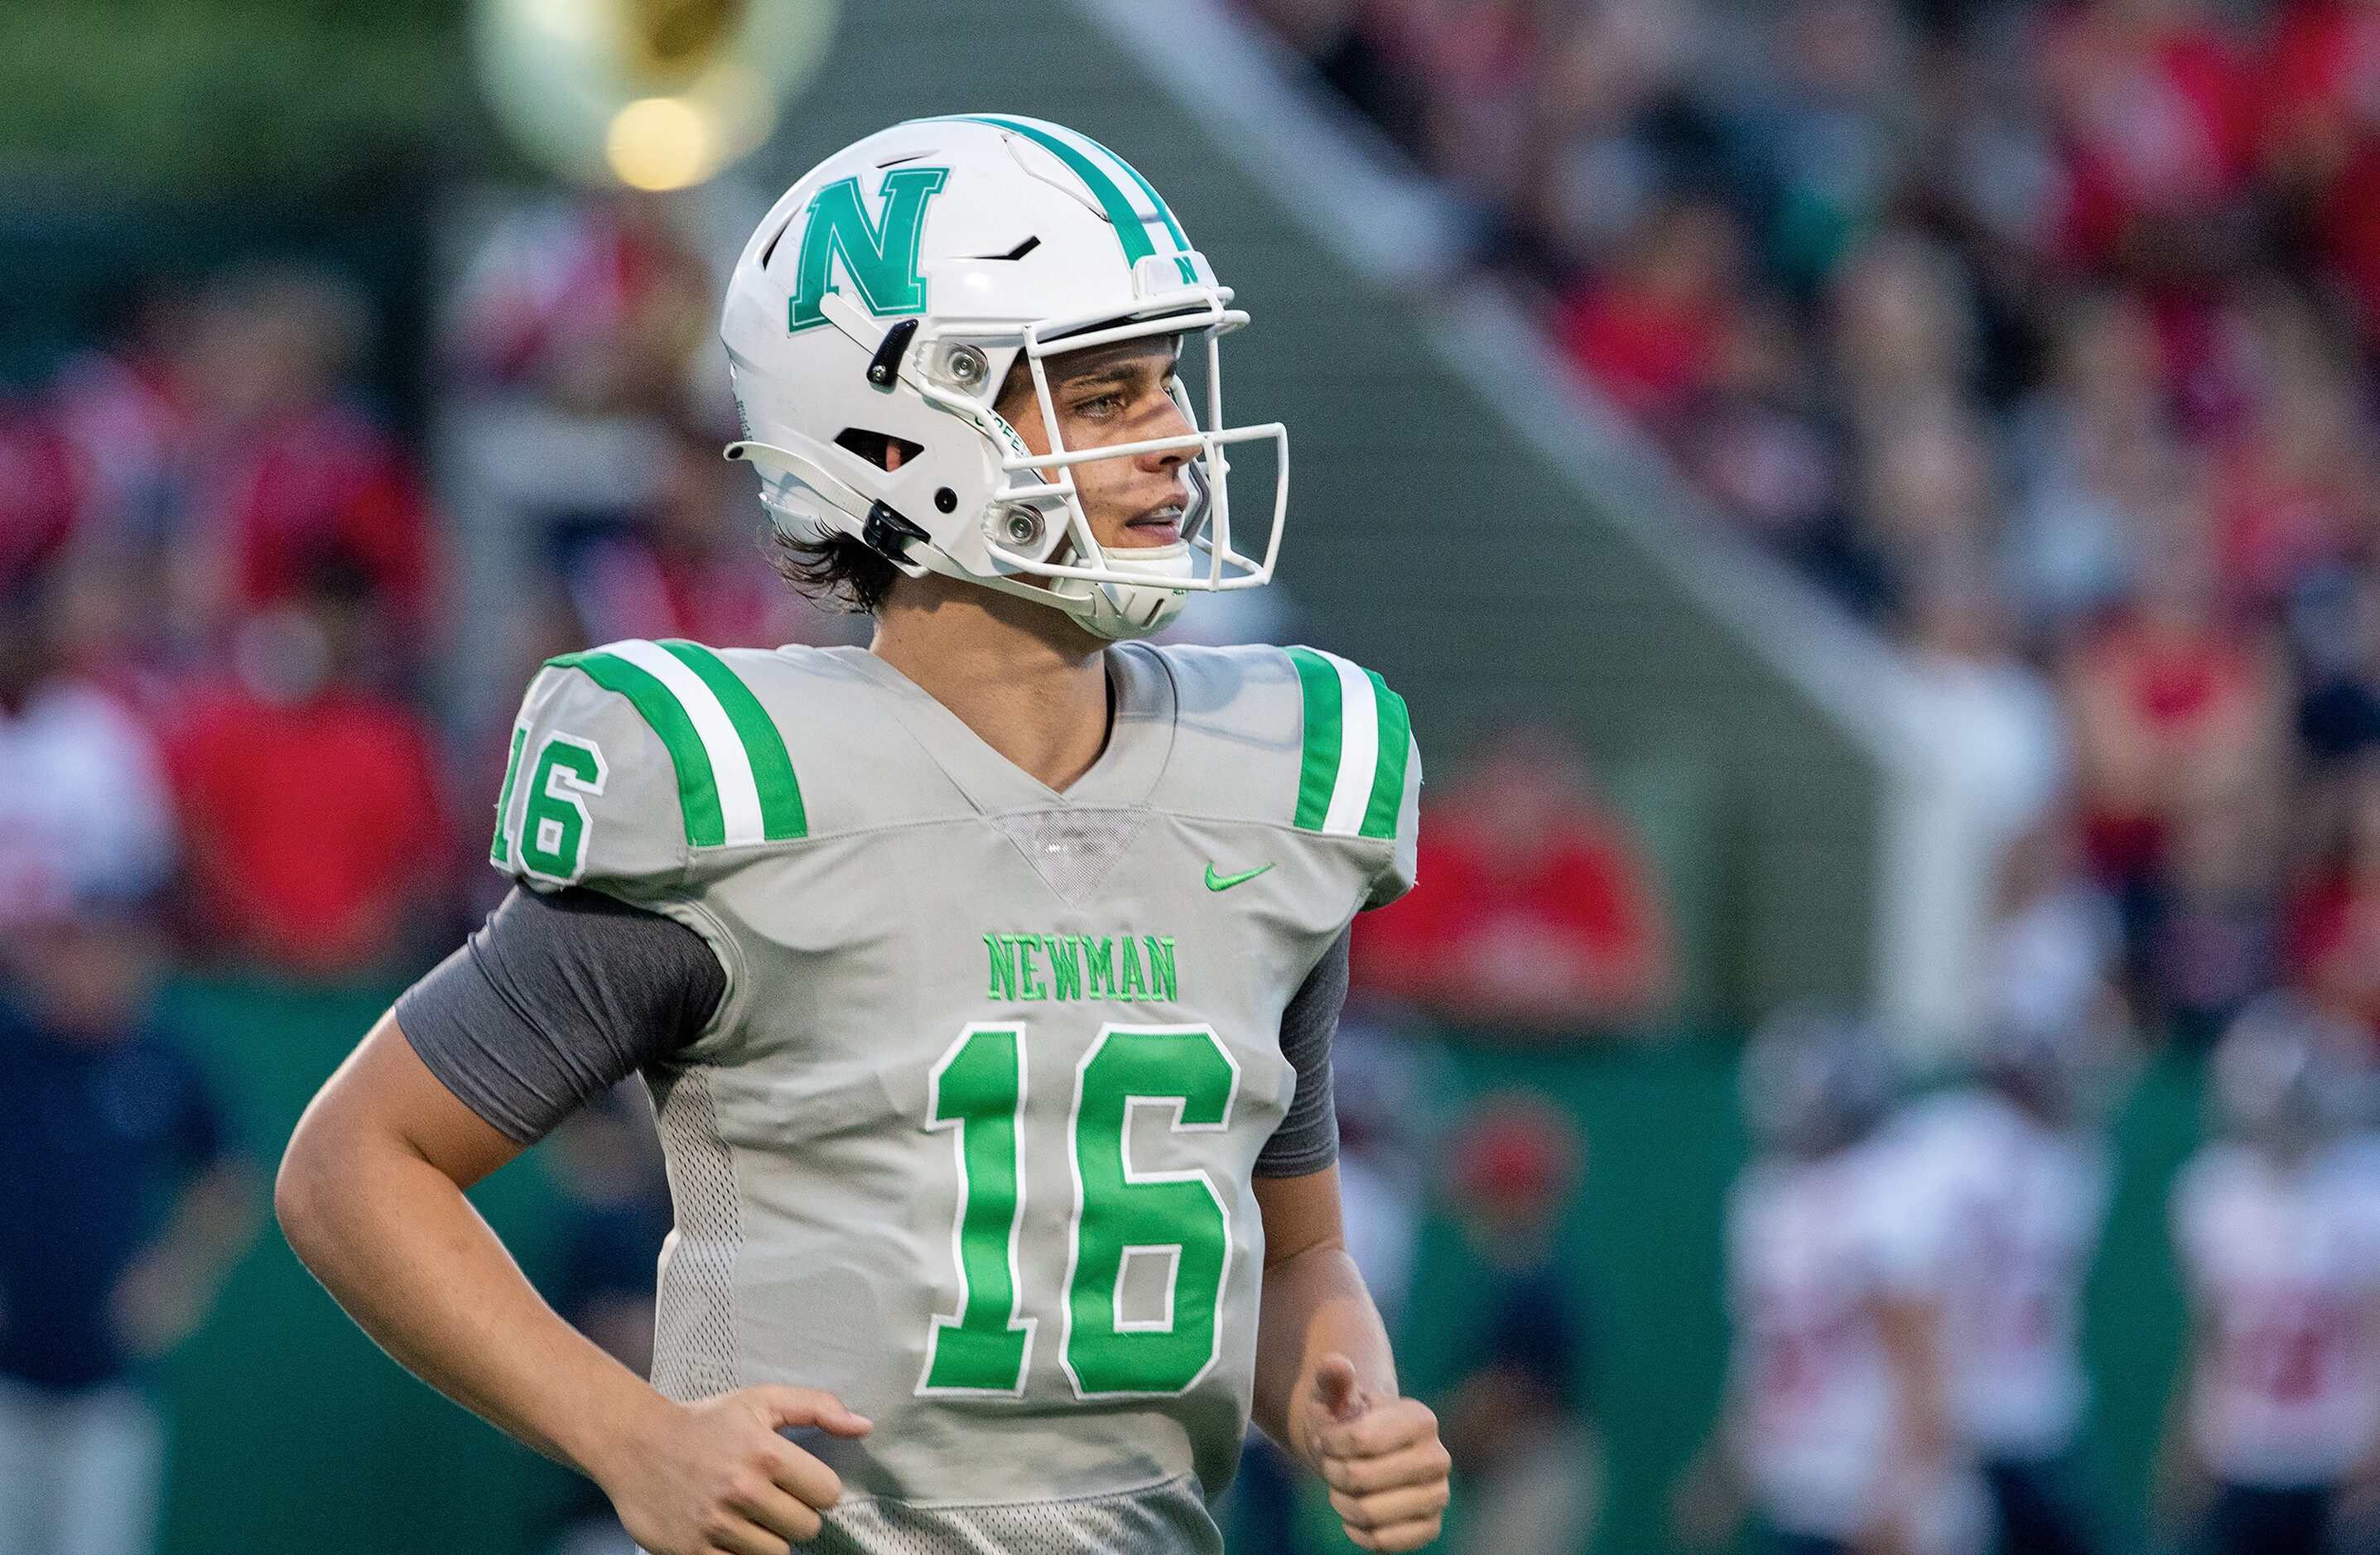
top-left (1137, 392), bottom-right (1195, 472)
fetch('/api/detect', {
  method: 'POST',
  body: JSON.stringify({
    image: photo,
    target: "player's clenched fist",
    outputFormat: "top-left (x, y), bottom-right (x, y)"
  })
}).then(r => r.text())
top-left (1299, 1353), bottom-right (1452, 1552)
top-left (594, 1384), bottom-right (871, 1555)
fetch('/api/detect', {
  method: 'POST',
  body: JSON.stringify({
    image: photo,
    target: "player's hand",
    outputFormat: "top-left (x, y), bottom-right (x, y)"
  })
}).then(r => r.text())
top-left (596, 1384), bottom-right (871, 1555)
top-left (1298, 1353), bottom-right (1451, 1552)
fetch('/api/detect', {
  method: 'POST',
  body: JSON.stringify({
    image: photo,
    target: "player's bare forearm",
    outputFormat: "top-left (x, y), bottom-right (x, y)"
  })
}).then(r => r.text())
top-left (276, 1013), bottom-right (667, 1479)
top-left (1253, 1167), bottom-right (1449, 1551)
top-left (1252, 1233), bottom-right (1394, 1457)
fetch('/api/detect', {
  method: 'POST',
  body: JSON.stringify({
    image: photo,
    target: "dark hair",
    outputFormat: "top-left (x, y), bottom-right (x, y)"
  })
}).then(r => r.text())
top-left (770, 529), bottom-right (903, 614)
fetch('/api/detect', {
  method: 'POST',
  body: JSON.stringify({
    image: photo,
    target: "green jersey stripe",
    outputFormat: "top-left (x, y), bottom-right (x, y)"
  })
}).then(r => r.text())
top-left (1358, 670), bottom-right (1411, 840)
top-left (489, 723), bottom-right (528, 866)
top-left (1285, 646), bottom-right (1343, 830)
top-left (945, 116), bottom-right (1159, 270)
top-left (661, 640), bottom-right (809, 840)
top-left (547, 649), bottom-right (728, 848)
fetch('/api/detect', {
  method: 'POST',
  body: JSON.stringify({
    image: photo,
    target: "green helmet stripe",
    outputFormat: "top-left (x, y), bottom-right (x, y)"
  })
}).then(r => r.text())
top-left (661, 640), bottom-right (809, 840)
top-left (1068, 128), bottom-right (1191, 253)
top-left (939, 115), bottom-right (1161, 270)
top-left (1285, 646), bottom-right (1343, 830)
top-left (547, 648), bottom-right (729, 848)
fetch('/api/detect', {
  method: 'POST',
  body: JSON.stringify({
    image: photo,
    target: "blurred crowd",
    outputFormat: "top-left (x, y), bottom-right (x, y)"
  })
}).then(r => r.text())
top-left (1247, 0), bottom-right (2380, 1050)
top-left (0, 194), bottom-right (856, 1555)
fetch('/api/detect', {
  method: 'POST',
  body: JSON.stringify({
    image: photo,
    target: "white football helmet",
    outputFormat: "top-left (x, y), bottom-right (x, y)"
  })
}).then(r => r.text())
top-left (720, 114), bottom-right (1287, 638)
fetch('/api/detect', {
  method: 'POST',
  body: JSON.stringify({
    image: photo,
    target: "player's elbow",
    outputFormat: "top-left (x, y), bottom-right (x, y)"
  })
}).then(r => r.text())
top-left (275, 1094), bottom-right (369, 1271)
top-left (273, 1114), bottom-right (334, 1266)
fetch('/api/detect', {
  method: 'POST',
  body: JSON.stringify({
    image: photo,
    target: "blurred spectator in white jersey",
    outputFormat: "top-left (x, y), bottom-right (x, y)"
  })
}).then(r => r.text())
top-left (1894, 1017), bottom-right (2117, 1555)
top-left (1675, 1013), bottom-right (1986, 1555)
top-left (0, 595), bottom-right (176, 929)
top-left (2160, 994), bottom-right (2380, 1555)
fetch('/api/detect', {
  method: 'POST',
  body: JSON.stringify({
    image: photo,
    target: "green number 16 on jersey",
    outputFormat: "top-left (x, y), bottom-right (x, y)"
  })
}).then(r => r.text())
top-left (919, 1024), bottom-right (1240, 1399)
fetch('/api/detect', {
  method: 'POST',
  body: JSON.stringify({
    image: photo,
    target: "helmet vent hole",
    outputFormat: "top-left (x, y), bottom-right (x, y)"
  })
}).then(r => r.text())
top-left (934, 488), bottom-right (957, 513)
top-left (757, 212), bottom-right (798, 271)
top-left (833, 428), bottom-right (923, 471)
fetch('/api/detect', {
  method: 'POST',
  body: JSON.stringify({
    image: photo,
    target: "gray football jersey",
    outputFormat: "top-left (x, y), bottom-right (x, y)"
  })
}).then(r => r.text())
top-left (488, 638), bottom-right (1419, 1552)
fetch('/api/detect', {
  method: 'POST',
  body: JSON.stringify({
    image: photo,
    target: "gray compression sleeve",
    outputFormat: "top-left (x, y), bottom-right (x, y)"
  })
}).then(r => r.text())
top-left (1251, 929), bottom-right (1347, 1179)
top-left (395, 887), bottom-right (726, 1144)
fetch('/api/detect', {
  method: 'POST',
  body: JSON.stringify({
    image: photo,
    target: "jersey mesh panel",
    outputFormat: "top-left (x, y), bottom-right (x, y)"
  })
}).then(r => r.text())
top-left (989, 809), bottom-right (1149, 907)
top-left (800, 1474), bottom-right (1220, 1555)
top-left (647, 1066), bottom-right (742, 1400)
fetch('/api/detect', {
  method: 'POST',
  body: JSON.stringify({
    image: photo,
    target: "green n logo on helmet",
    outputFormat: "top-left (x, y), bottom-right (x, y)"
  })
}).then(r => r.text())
top-left (788, 166), bottom-right (950, 333)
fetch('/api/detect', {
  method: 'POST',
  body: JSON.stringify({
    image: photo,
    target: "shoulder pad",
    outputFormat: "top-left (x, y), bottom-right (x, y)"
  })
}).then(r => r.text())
top-left (1158, 643), bottom-right (1421, 909)
top-left (489, 638), bottom-right (810, 893)
top-left (1281, 647), bottom-right (1421, 908)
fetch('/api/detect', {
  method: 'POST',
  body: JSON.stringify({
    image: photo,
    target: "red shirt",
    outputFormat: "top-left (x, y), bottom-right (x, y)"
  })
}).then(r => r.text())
top-left (1554, 283), bottom-right (1725, 427)
top-left (2042, 9), bottom-right (2258, 265)
top-left (194, 402), bottom-right (436, 633)
top-left (1353, 804), bottom-right (1669, 1033)
top-left (171, 686), bottom-right (450, 976)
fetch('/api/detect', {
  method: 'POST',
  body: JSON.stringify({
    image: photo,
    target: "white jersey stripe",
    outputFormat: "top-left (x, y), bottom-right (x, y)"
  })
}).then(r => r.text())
top-left (605, 638), bottom-right (768, 846)
top-left (1320, 652), bottom-right (1378, 837)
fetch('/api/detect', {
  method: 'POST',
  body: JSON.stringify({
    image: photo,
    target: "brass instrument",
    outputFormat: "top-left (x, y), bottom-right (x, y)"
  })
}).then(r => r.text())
top-left (473, 0), bottom-right (839, 190)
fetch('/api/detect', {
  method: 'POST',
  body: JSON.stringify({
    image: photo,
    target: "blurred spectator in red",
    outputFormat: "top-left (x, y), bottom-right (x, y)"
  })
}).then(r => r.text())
top-left (1355, 725), bottom-right (1672, 1037)
top-left (0, 407), bottom-right (84, 599)
top-left (2262, 0), bottom-right (2380, 346)
top-left (170, 553), bottom-right (451, 980)
top-left (0, 595), bottom-right (176, 932)
top-left (2284, 751), bottom-right (2380, 1046)
top-left (2037, 0), bottom-right (2257, 275)
top-left (2064, 521), bottom-right (2290, 1008)
top-left (2204, 293), bottom-right (2379, 618)
top-left (1554, 198), bottom-right (1745, 432)
top-left (1436, 1090), bottom-right (1602, 1555)
top-left (172, 264), bottom-right (435, 648)
top-left (0, 907), bottom-right (258, 1555)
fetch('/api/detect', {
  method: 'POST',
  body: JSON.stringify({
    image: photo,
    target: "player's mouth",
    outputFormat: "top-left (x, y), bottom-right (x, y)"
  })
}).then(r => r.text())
top-left (1120, 502), bottom-right (1183, 546)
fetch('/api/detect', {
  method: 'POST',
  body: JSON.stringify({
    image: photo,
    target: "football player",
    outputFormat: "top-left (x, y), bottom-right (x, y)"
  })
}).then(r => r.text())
top-left (276, 116), bottom-right (1450, 1554)
top-left (1891, 1022), bottom-right (2113, 1555)
top-left (1675, 1013), bottom-right (1987, 1555)
top-left (2161, 994), bottom-right (2380, 1555)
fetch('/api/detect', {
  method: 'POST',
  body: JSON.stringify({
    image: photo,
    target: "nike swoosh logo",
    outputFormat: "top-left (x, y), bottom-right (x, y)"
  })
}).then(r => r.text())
top-left (1206, 861), bottom-right (1274, 892)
